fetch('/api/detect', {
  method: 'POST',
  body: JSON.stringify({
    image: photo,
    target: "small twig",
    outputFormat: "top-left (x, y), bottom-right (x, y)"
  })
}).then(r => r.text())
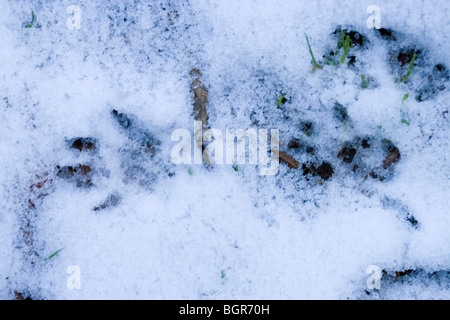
top-left (279, 152), bottom-right (299, 169)
top-left (14, 291), bottom-right (25, 300)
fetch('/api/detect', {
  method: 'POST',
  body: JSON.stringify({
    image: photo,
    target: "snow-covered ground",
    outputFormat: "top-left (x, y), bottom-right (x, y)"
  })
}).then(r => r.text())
top-left (0, 0), bottom-right (449, 300)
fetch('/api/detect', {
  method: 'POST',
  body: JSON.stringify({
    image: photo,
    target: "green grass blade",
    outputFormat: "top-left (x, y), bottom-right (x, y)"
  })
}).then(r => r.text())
top-left (26, 10), bottom-right (35, 28)
top-left (340, 30), bottom-right (345, 49)
top-left (304, 33), bottom-right (322, 70)
top-left (44, 248), bottom-right (63, 262)
top-left (402, 94), bottom-right (409, 104)
top-left (401, 53), bottom-right (417, 83)
top-left (340, 36), bottom-right (350, 64)
top-left (276, 94), bottom-right (285, 108)
top-left (361, 75), bottom-right (369, 88)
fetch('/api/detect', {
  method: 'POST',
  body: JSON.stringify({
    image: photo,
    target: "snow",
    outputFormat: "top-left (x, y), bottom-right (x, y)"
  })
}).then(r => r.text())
top-left (0, 0), bottom-right (449, 300)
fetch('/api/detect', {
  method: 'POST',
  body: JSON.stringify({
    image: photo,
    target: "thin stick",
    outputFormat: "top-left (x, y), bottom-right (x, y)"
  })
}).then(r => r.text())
top-left (305, 33), bottom-right (322, 70)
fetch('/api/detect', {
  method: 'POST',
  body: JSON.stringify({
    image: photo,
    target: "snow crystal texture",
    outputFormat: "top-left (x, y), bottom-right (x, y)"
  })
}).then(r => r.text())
top-left (0, 0), bottom-right (449, 300)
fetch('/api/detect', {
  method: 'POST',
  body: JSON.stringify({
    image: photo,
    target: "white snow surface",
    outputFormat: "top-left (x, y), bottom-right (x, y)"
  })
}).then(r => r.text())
top-left (0, 0), bottom-right (449, 299)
